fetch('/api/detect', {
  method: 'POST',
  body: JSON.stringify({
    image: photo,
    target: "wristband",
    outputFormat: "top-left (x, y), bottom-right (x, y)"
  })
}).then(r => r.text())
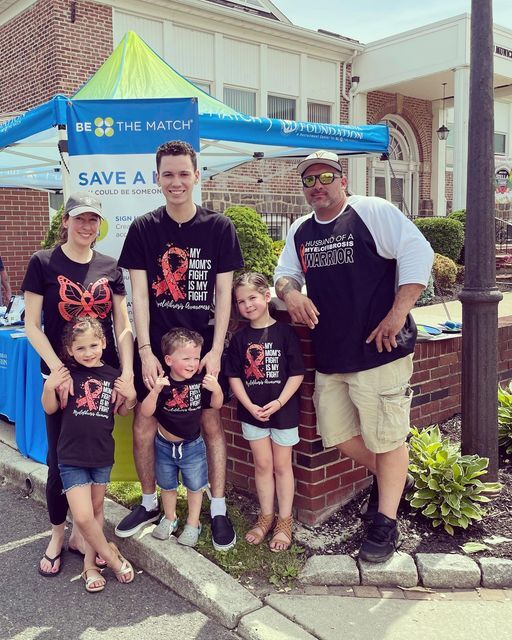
top-left (138, 344), bottom-right (151, 352)
top-left (276, 399), bottom-right (282, 408)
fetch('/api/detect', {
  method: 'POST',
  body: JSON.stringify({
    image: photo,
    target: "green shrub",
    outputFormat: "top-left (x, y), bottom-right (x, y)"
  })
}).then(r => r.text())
top-left (415, 274), bottom-right (435, 307)
top-left (414, 217), bottom-right (464, 263)
top-left (498, 381), bottom-right (512, 453)
top-left (407, 425), bottom-right (501, 535)
top-left (432, 253), bottom-right (458, 292)
top-left (447, 209), bottom-right (466, 231)
top-left (225, 205), bottom-right (277, 281)
top-left (41, 206), bottom-right (63, 248)
top-left (273, 239), bottom-right (285, 259)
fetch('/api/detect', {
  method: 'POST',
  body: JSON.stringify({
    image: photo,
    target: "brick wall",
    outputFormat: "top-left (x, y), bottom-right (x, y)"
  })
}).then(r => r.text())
top-left (223, 311), bottom-right (512, 525)
top-left (0, 190), bottom-right (49, 292)
top-left (0, 0), bottom-right (112, 112)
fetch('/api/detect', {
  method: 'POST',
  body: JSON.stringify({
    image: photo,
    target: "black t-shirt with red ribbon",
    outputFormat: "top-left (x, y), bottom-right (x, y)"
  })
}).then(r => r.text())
top-left (57, 363), bottom-right (119, 468)
top-left (155, 373), bottom-right (212, 441)
top-left (225, 322), bottom-right (305, 429)
top-left (21, 246), bottom-right (125, 374)
top-left (118, 205), bottom-right (244, 350)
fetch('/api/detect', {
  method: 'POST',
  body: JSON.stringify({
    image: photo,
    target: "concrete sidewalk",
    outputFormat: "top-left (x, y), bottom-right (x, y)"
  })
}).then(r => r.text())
top-left (1, 420), bottom-right (512, 640)
top-left (411, 290), bottom-right (512, 326)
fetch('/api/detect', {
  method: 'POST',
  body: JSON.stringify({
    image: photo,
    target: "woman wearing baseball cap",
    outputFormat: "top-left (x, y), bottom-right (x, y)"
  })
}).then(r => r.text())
top-left (22, 192), bottom-right (134, 588)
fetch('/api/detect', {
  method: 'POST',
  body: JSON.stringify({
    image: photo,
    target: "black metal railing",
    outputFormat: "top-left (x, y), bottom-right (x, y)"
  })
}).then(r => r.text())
top-left (261, 212), bottom-right (306, 241)
top-left (495, 216), bottom-right (512, 254)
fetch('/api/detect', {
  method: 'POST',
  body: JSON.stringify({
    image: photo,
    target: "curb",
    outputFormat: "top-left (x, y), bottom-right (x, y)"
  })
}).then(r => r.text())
top-left (1, 426), bottom-right (511, 639)
top-left (0, 436), bottom-right (312, 638)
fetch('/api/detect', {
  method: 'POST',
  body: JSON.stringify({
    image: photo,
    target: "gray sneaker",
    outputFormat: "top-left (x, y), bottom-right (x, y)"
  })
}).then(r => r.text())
top-left (177, 523), bottom-right (202, 547)
top-left (152, 517), bottom-right (179, 540)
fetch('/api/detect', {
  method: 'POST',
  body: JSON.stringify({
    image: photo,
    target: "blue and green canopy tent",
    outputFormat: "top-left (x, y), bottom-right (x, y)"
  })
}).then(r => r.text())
top-left (0, 31), bottom-right (388, 190)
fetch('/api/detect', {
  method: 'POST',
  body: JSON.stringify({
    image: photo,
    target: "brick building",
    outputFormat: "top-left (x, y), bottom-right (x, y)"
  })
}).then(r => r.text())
top-left (1, 0), bottom-right (512, 522)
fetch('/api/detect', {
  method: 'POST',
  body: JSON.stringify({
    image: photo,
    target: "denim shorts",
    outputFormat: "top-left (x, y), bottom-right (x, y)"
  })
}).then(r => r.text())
top-left (154, 431), bottom-right (208, 492)
top-left (241, 422), bottom-right (300, 447)
top-left (58, 464), bottom-right (112, 493)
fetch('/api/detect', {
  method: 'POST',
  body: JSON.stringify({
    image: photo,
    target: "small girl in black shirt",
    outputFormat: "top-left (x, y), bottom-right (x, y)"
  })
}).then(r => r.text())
top-left (42, 318), bottom-right (137, 593)
top-left (226, 273), bottom-right (305, 552)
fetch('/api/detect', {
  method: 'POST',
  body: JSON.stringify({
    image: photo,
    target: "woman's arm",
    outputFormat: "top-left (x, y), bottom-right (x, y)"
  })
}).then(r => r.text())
top-left (24, 291), bottom-right (64, 372)
top-left (112, 293), bottom-right (134, 377)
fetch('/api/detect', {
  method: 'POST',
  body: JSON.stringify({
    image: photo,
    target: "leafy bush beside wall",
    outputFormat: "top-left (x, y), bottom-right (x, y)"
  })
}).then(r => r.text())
top-left (414, 217), bottom-right (464, 263)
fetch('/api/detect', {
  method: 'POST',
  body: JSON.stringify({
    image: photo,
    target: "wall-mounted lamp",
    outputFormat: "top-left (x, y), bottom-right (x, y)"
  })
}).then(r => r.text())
top-left (351, 76), bottom-right (360, 91)
top-left (436, 82), bottom-right (450, 141)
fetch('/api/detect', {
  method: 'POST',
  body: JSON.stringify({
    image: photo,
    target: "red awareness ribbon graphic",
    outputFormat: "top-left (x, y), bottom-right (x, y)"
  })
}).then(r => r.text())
top-left (166, 387), bottom-right (189, 409)
top-left (76, 379), bottom-right (103, 411)
top-left (245, 343), bottom-right (265, 380)
top-left (152, 246), bottom-right (188, 300)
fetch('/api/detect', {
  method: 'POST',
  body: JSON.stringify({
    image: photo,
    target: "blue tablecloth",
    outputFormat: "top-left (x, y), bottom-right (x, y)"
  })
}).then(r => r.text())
top-left (0, 327), bottom-right (47, 463)
top-left (0, 327), bottom-right (137, 479)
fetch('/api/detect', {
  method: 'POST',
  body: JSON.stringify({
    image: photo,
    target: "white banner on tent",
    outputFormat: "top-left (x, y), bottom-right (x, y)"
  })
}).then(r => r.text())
top-left (66, 98), bottom-right (201, 311)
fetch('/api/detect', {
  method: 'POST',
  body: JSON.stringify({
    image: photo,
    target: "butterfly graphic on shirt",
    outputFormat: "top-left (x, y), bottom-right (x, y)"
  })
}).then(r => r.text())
top-left (245, 343), bottom-right (265, 380)
top-left (152, 245), bottom-right (189, 301)
top-left (57, 276), bottom-right (112, 321)
top-left (165, 386), bottom-right (190, 410)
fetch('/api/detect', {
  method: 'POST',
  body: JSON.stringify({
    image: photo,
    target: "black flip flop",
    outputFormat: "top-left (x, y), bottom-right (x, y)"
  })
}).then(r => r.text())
top-left (38, 551), bottom-right (63, 577)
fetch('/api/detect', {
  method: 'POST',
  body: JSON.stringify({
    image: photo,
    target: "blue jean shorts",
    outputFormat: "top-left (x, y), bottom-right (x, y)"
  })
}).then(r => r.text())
top-left (154, 431), bottom-right (208, 492)
top-left (58, 464), bottom-right (112, 493)
top-left (241, 422), bottom-right (300, 447)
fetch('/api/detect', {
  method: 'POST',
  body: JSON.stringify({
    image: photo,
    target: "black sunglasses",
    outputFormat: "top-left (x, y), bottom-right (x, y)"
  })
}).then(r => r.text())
top-left (301, 172), bottom-right (341, 188)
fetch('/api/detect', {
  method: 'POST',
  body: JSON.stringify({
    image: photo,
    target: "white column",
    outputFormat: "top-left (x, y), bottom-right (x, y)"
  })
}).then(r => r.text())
top-left (453, 66), bottom-right (470, 210)
top-left (213, 33), bottom-right (223, 101)
top-left (259, 44), bottom-right (268, 117)
top-left (299, 53), bottom-right (308, 121)
top-left (348, 91), bottom-right (368, 195)
top-left (431, 101), bottom-right (447, 216)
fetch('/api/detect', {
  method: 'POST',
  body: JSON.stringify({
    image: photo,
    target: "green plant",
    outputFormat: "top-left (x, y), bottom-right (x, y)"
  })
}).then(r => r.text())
top-left (415, 274), bottom-right (435, 307)
top-left (407, 425), bottom-right (501, 535)
top-left (447, 209), bottom-right (466, 231)
top-left (432, 253), bottom-right (458, 292)
top-left (498, 381), bottom-right (512, 453)
top-left (225, 205), bottom-right (277, 281)
top-left (41, 206), bottom-right (63, 248)
top-left (273, 239), bottom-right (285, 259)
top-left (414, 217), bottom-right (464, 263)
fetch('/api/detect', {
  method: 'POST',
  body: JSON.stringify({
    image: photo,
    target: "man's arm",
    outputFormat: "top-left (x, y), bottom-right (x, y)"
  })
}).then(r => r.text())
top-left (366, 283), bottom-right (425, 353)
top-left (200, 270), bottom-right (233, 376)
top-left (1, 267), bottom-right (12, 303)
top-left (275, 275), bottom-right (319, 330)
top-left (130, 269), bottom-right (163, 387)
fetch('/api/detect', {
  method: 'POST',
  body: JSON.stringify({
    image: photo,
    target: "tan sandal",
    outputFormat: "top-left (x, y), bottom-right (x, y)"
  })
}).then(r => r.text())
top-left (81, 567), bottom-right (106, 593)
top-left (245, 513), bottom-right (275, 545)
top-left (108, 542), bottom-right (134, 584)
top-left (269, 515), bottom-right (293, 552)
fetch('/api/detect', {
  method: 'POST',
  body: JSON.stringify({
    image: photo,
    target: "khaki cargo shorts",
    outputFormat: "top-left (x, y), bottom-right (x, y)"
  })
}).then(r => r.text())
top-left (313, 354), bottom-right (414, 454)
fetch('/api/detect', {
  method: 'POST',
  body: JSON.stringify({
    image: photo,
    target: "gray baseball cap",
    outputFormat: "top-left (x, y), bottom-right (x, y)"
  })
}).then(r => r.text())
top-left (64, 191), bottom-right (103, 218)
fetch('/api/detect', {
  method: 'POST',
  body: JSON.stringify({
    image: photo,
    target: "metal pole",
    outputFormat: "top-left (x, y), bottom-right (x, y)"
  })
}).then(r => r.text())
top-left (459, 0), bottom-right (501, 479)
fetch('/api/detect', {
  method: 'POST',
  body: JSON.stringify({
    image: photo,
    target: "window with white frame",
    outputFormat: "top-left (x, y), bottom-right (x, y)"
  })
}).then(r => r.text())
top-left (188, 79), bottom-right (212, 95)
top-left (223, 87), bottom-right (256, 116)
top-left (495, 132), bottom-right (507, 155)
top-left (307, 102), bottom-right (331, 123)
top-left (268, 95), bottom-right (296, 120)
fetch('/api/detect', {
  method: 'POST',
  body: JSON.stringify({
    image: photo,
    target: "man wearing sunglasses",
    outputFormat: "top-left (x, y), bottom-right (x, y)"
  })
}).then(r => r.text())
top-left (275, 150), bottom-right (433, 563)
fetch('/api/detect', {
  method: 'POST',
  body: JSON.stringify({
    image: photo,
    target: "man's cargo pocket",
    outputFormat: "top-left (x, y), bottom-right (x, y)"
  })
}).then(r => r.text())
top-left (377, 384), bottom-right (413, 444)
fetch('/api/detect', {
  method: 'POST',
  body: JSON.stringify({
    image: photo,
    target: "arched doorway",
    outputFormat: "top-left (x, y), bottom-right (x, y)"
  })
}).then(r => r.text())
top-left (369, 115), bottom-right (420, 216)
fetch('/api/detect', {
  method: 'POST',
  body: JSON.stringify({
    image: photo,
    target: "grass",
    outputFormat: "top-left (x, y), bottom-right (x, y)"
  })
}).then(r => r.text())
top-left (106, 481), bottom-right (306, 587)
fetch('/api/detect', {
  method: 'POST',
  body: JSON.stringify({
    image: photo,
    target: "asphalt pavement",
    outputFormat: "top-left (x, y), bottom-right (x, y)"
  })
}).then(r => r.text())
top-left (0, 479), bottom-right (239, 640)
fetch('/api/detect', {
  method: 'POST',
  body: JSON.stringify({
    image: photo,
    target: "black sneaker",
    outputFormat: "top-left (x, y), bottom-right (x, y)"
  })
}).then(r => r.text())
top-left (115, 505), bottom-right (161, 538)
top-left (359, 512), bottom-right (400, 563)
top-left (359, 472), bottom-right (414, 522)
top-left (211, 514), bottom-right (236, 551)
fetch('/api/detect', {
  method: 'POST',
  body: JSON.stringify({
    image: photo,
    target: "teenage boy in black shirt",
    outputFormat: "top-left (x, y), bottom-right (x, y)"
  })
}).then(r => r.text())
top-left (116, 140), bottom-right (243, 550)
